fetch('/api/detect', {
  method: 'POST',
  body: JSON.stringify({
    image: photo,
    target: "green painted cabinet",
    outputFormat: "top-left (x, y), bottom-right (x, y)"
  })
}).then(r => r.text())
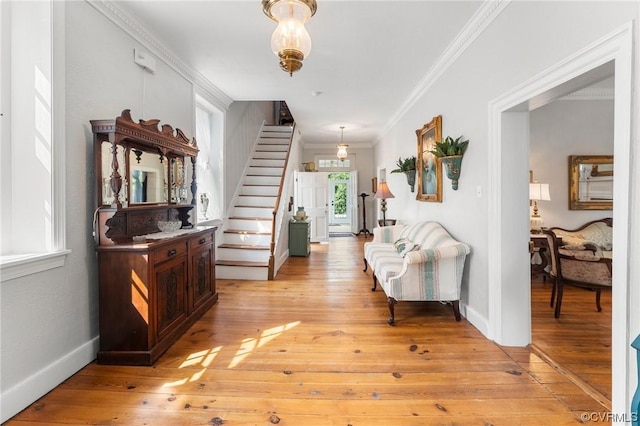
top-left (289, 219), bottom-right (310, 256)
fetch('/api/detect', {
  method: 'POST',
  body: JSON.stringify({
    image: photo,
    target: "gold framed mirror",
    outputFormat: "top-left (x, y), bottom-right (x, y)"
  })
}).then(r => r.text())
top-left (569, 155), bottom-right (613, 210)
top-left (416, 115), bottom-right (442, 202)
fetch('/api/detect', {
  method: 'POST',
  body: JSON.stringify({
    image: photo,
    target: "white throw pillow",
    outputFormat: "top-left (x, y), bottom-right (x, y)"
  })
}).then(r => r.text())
top-left (393, 238), bottom-right (420, 257)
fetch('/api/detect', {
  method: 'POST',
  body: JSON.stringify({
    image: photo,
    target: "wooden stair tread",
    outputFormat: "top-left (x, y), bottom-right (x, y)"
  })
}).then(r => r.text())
top-left (218, 243), bottom-right (269, 250)
top-left (234, 205), bottom-right (273, 209)
top-left (239, 194), bottom-right (276, 198)
top-left (215, 260), bottom-right (269, 267)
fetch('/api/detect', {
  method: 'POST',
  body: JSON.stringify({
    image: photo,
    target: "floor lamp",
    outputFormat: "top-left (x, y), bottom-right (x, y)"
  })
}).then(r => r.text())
top-left (373, 181), bottom-right (395, 225)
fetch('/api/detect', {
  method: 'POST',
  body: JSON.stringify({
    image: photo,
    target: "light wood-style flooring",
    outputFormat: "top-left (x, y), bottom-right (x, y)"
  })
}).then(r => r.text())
top-left (531, 273), bottom-right (612, 408)
top-left (5, 236), bottom-right (611, 425)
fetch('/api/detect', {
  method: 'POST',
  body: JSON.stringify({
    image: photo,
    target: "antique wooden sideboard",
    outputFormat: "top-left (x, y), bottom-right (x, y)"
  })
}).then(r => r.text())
top-left (91, 110), bottom-right (218, 365)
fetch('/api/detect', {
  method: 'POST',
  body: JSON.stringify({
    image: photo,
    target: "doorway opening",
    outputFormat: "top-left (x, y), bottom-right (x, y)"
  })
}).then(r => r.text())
top-left (328, 172), bottom-right (352, 236)
top-left (488, 24), bottom-right (632, 413)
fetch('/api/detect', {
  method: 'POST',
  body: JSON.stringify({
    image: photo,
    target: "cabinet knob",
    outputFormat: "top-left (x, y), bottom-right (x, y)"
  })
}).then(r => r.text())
top-left (199, 238), bottom-right (206, 244)
top-left (168, 248), bottom-right (177, 257)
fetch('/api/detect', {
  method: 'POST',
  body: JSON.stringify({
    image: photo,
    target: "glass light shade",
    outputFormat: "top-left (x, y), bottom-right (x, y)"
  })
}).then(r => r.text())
top-left (529, 183), bottom-right (550, 201)
top-left (270, 1), bottom-right (313, 58)
top-left (337, 144), bottom-right (348, 161)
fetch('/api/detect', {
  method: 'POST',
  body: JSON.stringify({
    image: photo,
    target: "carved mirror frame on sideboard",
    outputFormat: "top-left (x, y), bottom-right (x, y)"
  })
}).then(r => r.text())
top-left (91, 109), bottom-right (199, 245)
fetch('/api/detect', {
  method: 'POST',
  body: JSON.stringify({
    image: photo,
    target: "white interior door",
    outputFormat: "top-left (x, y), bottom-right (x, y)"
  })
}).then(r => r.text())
top-left (296, 172), bottom-right (328, 242)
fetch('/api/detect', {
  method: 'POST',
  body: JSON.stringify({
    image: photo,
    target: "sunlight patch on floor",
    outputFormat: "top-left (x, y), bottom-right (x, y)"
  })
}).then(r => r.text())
top-left (228, 321), bottom-right (300, 368)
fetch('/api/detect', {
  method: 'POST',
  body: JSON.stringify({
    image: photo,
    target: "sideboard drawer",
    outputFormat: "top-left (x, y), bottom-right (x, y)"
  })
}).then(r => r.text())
top-left (153, 241), bottom-right (188, 264)
top-left (189, 231), bottom-right (214, 250)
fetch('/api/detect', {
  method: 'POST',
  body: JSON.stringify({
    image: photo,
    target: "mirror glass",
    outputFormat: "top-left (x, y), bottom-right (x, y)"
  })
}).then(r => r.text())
top-left (128, 148), bottom-right (168, 204)
top-left (569, 155), bottom-right (613, 210)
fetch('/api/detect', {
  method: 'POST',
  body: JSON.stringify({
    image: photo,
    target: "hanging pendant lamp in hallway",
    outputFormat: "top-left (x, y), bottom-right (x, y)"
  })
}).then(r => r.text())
top-left (337, 126), bottom-right (348, 161)
top-left (262, 0), bottom-right (317, 76)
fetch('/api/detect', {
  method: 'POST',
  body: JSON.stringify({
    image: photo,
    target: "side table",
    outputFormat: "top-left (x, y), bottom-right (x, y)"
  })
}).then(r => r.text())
top-left (530, 233), bottom-right (561, 281)
top-left (289, 219), bottom-right (310, 256)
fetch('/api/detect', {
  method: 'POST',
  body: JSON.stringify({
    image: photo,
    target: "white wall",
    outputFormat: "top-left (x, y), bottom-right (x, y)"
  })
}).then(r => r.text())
top-left (375, 0), bottom-right (636, 329)
top-left (530, 99), bottom-right (614, 229)
top-left (224, 101), bottom-right (274, 213)
top-left (373, 0), bottom-right (638, 413)
top-left (1, 2), bottom-right (198, 421)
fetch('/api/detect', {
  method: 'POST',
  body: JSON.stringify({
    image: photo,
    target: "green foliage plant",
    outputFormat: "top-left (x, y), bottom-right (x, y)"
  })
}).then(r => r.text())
top-left (390, 156), bottom-right (416, 173)
top-left (430, 136), bottom-right (469, 157)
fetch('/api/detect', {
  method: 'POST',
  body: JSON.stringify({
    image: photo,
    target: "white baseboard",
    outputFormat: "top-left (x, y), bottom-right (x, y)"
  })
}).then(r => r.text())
top-left (460, 302), bottom-right (490, 340)
top-left (1, 337), bottom-right (99, 423)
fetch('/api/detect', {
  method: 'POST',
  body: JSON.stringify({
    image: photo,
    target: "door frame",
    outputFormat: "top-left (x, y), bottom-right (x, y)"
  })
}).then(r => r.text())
top-left (487, 23), bottom-right (634, 414)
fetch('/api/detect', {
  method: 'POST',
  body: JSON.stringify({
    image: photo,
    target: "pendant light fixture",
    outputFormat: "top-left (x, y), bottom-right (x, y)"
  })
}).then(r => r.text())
top-left (337, 126), bottom-right (348, 161)
top-left (262, 0), bottom-right (317, 76)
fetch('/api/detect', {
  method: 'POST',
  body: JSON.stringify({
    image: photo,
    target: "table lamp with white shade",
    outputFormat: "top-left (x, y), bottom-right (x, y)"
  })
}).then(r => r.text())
top-left (529, 182), bottom-right (551, 233)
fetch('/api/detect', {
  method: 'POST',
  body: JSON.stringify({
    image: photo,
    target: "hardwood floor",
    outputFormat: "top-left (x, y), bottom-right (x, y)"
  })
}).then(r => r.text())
top-left (6, 237), bottom-right (611, 425)
top-left (531, 273), bottom-right (612, 407)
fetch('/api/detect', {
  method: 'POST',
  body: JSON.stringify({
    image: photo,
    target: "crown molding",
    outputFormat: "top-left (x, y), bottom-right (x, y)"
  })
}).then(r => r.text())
top-left (88, 0), bottom-right (233, 111)
top-left (560, 87), bottom-right (614, 101)
top-left (377, 0), bottom-right (511, 144)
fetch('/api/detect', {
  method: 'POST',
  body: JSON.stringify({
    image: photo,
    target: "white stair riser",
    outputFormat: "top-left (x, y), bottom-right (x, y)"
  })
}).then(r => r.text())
top-left (241, 186), bottom-right (279, 197)
top-left (253, 151), bottom-right (287, 160)
top-left (227, 219), bottom-right (272, 232)
top-left (217, 248), bottom-right (270, 262)
top-left (232, 206), bottom-right (273, 218)
top-left (248, 166), bottom-right (283, 176)
top-left (244, 175), bottom-right (281, 186)
top-left (237, 195), bottom-right (276, 207)
top-left (251, 159), bottom-right (285, 168)
top-left (258, 134), bottom-right (290, 142)
top-left (222, 233), bottom-right (271, 246)
top-left (216, 265), bottom-right (269, 280)
top-left (255, 144), bottom-right (289, 152)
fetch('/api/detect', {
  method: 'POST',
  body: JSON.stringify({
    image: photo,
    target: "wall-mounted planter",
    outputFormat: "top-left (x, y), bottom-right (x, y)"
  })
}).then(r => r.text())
top-left (440, 155), bottom-right (463, 190)
top-left (390, 156), bottom-right (417, 192)
top-left (404, 169), bottom-right (416, 192)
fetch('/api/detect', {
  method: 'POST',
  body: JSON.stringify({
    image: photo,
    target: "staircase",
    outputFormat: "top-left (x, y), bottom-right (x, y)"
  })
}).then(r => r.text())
top-left (215, 125), bottom-right (293, 280)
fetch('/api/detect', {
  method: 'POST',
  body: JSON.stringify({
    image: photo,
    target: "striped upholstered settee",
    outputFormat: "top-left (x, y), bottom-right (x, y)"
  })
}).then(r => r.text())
top-left (363, 221), bottom-right (471, 325)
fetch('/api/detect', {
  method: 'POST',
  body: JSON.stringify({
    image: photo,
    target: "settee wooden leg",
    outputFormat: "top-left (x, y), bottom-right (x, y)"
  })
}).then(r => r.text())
top-left (452, 300), bottom-right (461, 321)
top-left (371, 275), bottom-right (378, 291)
top-left (554, 281), bottom-right (564, 319)
top-left (596, 289), bottom-right (602, 312)
top-left (363, 258), bottom-right (368, 272)
top-left (387, 297), bottom-right (397, 325)
top-left (550, 277), bottom-right (557, 308)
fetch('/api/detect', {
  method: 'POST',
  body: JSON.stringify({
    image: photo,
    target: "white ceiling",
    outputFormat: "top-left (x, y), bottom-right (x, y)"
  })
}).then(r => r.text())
top-left (113, 0), bottom-right (483, 146)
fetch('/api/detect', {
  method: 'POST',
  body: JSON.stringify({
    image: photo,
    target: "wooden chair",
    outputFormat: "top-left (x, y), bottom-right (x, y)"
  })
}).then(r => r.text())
top-left (541, 229), bottom-right (612, 319)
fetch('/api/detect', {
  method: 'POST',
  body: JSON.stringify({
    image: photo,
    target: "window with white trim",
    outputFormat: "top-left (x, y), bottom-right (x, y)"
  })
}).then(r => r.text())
top-left (0, 0), bottom-right (68, 281)
top-left (316, 156), bottom-right (353, 171)
top-left (195, 95), bottom-right (224, 222)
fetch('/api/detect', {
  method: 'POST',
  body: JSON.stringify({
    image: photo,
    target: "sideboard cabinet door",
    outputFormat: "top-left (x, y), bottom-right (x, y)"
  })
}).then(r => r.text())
top-left (154, 255), bottom-right (188, 341)
top-left (189, 231), bottom-right (216, 312)
top-left (96, 227), bottom-right (218, 365)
